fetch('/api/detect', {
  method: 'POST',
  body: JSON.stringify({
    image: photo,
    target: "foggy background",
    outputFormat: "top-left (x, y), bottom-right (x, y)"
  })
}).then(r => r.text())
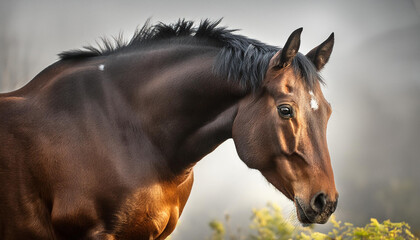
top-left (1, 0), bottom-right (419, 238)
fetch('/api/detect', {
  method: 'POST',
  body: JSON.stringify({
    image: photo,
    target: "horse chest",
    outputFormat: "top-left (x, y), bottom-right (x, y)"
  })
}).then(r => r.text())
top-left (112, 173), bottom-right (194, 240)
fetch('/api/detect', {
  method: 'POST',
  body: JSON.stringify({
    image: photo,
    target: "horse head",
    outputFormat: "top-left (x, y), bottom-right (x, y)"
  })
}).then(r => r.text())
top-left (233, 28), bottom-right (338, 224)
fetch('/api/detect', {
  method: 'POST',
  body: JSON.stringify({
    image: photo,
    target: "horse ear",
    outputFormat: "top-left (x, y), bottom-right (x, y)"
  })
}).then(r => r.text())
top-left (306, 33), bottom-right (334, 71)
top-left (272, 28), bottom-right (303, 68)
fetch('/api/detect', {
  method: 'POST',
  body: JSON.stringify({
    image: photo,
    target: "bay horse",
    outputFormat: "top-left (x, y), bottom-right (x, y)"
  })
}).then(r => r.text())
top-left (0, 19), bottom-right (338, 239)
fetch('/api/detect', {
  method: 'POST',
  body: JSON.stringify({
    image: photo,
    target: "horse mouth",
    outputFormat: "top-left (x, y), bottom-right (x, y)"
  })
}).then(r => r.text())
top-left (294, 198), bottom-right (313, 225)
top-left (294, 196), bottom-right (333, 225)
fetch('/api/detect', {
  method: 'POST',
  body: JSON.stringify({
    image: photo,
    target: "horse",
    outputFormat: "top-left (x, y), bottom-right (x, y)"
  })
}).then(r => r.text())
top-left (0, 19), bottom-right (338, 239)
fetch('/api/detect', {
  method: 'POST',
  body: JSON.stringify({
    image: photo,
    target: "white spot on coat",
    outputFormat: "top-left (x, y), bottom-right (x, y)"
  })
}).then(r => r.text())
top-left (309, 91), bottom-right (319, 110)
top-left (98, 64), bottom-right (105, 71)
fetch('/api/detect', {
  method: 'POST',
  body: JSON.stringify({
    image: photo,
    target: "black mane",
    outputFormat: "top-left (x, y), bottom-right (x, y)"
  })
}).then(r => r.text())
top-left (59, 19), bottom-right (322, 90)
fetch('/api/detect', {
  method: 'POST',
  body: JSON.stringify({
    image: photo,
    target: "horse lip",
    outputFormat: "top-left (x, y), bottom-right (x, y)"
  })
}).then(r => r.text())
top-left (294, 197), bottom-right (313, 225)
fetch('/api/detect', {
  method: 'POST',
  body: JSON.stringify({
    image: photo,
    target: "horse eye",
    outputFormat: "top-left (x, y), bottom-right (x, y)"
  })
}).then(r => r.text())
top-left (277, 104), bottom-right (294, 118)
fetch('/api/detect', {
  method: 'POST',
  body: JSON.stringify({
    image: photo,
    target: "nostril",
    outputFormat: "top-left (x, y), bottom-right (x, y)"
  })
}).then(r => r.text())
top-left (311, 192), bottom-right (327, 213)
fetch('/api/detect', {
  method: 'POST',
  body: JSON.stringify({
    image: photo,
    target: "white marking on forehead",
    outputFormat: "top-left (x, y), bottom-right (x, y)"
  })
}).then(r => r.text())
top-left (98, 64), bottom-right (105, 71)
top-left (309, 91), bottom-right (319, 110)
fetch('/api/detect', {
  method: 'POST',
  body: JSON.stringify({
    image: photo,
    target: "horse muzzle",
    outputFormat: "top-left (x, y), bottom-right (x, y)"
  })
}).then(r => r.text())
top-left (294, 193), bottom-right (338, 224)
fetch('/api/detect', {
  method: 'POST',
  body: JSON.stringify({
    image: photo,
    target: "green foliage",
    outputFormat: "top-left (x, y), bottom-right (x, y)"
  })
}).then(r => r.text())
top-left (208, 203), bottom-right (418, 240)
top-left (328, 216), bottom-right (417, 240)
top-left (249, 203), bottom-right (299, 240)
top-left (209, 220), bottom-right (226, 240)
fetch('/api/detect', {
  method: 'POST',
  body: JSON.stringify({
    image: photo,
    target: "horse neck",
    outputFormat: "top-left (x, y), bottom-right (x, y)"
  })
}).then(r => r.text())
top-left (109, 45), bottom-right (247, 173)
